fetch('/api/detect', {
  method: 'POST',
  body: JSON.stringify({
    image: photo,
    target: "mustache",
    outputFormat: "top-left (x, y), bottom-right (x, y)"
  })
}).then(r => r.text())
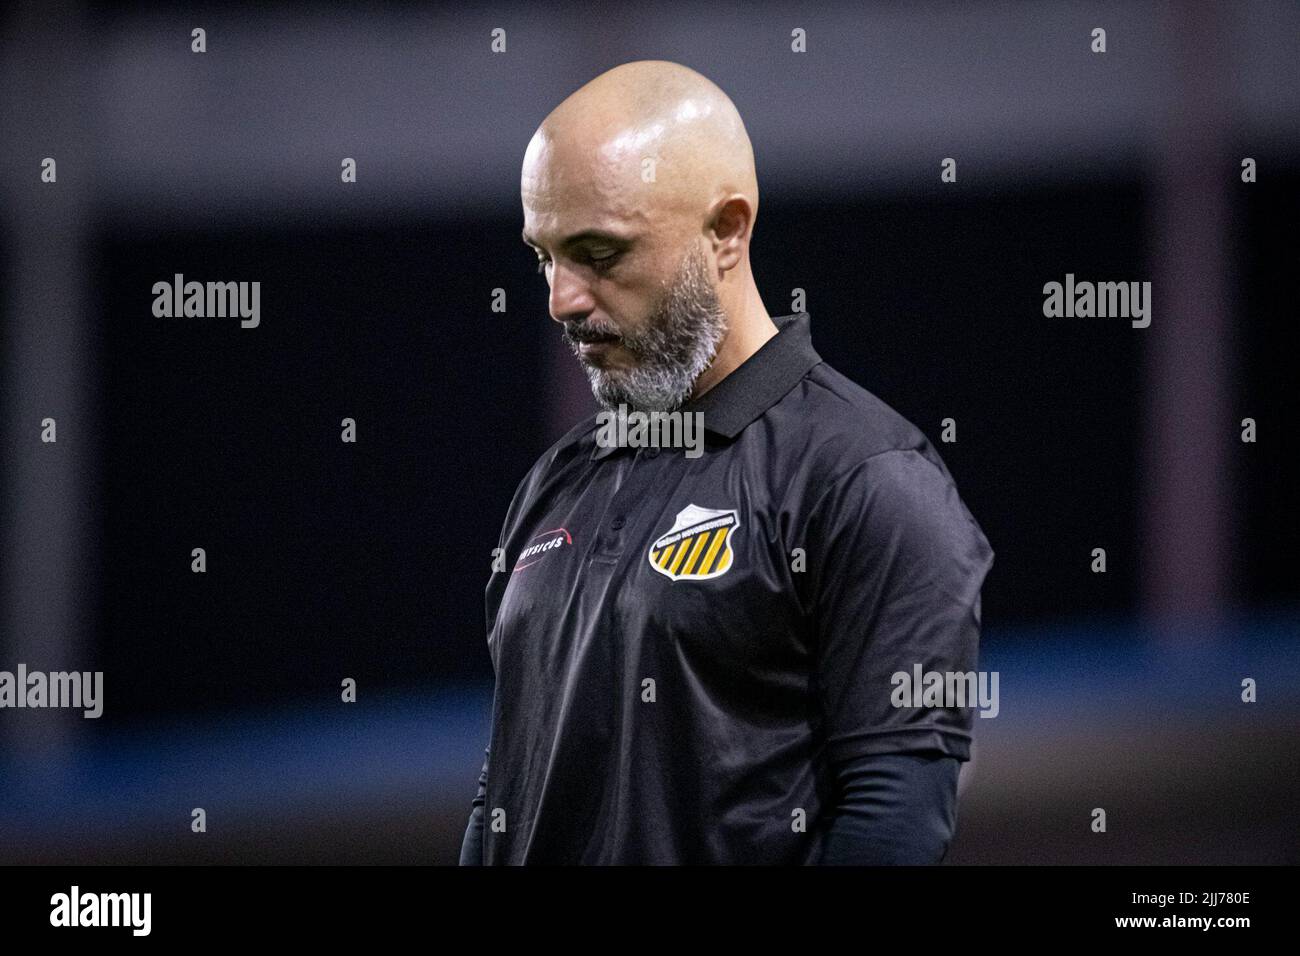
top-left (564, 320), bottom-right (626, 346)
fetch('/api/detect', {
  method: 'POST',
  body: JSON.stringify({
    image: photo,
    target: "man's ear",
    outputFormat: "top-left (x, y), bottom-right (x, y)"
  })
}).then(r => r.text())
top-left (709, 194), bottom-right (754, 274)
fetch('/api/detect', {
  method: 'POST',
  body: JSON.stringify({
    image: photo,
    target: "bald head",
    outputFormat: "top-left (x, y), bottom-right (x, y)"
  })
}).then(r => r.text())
top-left (522, 60), bottom-right (775, 411)
top-left (524, 60), bottom-right (757, 225)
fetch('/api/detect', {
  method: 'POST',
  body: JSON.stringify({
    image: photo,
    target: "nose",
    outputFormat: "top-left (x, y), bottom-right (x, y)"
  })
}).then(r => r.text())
top-left (547, 259), bottom-right (595, 326)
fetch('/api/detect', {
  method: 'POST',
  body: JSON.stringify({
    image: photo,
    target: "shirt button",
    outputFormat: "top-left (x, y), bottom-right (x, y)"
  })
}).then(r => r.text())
top-left (611, 516), bottom-right (625, 530)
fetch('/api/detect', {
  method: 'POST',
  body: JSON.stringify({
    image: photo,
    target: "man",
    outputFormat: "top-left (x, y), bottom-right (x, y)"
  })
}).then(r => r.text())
top-left (459, 60), bottom-right (994, 864)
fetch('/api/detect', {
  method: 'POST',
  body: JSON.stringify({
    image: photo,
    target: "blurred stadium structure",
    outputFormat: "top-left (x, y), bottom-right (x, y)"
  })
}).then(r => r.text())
top-left (1, 0), bottom-right (1297, 863)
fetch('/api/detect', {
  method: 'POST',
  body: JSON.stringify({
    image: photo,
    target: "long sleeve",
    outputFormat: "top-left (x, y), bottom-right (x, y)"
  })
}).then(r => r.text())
top-left (457, 746), bottom-right (490, 865)
top-left (815, 750), bottom-right (961, 865)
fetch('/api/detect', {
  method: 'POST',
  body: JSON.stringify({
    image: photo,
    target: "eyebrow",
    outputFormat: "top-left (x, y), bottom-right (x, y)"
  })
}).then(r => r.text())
top-left (521, 228), bottom-right (631, 251)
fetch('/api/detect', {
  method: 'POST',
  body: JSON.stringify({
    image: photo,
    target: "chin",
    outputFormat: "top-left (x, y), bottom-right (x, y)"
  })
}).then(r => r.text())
top-left (586, 353), bottom-right (633, 373)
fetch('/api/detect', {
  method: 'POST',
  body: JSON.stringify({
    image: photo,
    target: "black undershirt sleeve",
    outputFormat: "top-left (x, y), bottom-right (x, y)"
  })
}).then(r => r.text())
top-left (457, 746), bottom-right (490, 866)
top-left (815, 750), bottom-right (961, 865)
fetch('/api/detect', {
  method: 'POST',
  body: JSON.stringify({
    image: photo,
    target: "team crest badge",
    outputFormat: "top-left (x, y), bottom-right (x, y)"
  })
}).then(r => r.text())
top-left (648, 504), bottom-right (739, 581)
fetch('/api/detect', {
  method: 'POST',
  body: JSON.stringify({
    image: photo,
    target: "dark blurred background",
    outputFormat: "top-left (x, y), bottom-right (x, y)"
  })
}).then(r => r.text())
top-left (1, 0), bottom-right (1297, 863)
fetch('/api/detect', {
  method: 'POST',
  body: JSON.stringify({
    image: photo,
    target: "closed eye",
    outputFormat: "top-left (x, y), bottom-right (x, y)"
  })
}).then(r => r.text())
top-left (587, 250), bottom-right (621, 273)
top-left (534, 251), bottom-right (622, 275)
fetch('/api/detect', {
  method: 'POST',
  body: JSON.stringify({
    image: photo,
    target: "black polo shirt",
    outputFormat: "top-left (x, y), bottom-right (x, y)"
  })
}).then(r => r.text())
top-left (481, 312), bottom-right (994, 864)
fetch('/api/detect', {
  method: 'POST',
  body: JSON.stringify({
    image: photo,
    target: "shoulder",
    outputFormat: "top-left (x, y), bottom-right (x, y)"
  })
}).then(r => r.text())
top-left (774, 362), bottom-right (991, 555)
top-left (504, 413), bottom-right (599, 512)
top-left (535, 413), bottom-right (600, 472)
top-left (770, 360), bottom-right (954, 489)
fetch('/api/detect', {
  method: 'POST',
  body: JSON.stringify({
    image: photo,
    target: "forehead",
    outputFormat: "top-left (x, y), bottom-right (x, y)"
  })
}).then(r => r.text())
top-left (521, 130), bottom-right (652, 243)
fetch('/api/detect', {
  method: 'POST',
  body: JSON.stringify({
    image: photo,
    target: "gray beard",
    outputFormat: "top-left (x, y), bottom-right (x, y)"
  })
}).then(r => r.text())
top-left (567, 242), bottom-right (727, 413)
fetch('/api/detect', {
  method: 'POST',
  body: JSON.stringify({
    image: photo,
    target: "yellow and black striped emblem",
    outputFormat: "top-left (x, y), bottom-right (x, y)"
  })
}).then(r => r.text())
top-left (647, 504), bottom-right (739, 581)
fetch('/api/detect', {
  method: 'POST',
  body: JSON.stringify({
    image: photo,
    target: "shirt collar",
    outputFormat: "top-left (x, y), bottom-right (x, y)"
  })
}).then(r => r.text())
top-left (590, 313), bottom-right (821, 460)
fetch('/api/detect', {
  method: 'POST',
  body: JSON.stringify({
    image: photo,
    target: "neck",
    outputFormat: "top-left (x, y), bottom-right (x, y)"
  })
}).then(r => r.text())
top-left (691, 284), bottom-right (777, 399)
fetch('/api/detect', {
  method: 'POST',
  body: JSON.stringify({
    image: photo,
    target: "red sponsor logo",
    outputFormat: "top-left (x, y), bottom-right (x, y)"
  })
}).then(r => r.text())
top-left (512, 527), bottom-right (573, 572)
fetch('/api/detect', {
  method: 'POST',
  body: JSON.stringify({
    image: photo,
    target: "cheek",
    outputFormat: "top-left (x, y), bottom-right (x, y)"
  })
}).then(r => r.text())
top-left (614, 280), bottom-right (671, 337)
